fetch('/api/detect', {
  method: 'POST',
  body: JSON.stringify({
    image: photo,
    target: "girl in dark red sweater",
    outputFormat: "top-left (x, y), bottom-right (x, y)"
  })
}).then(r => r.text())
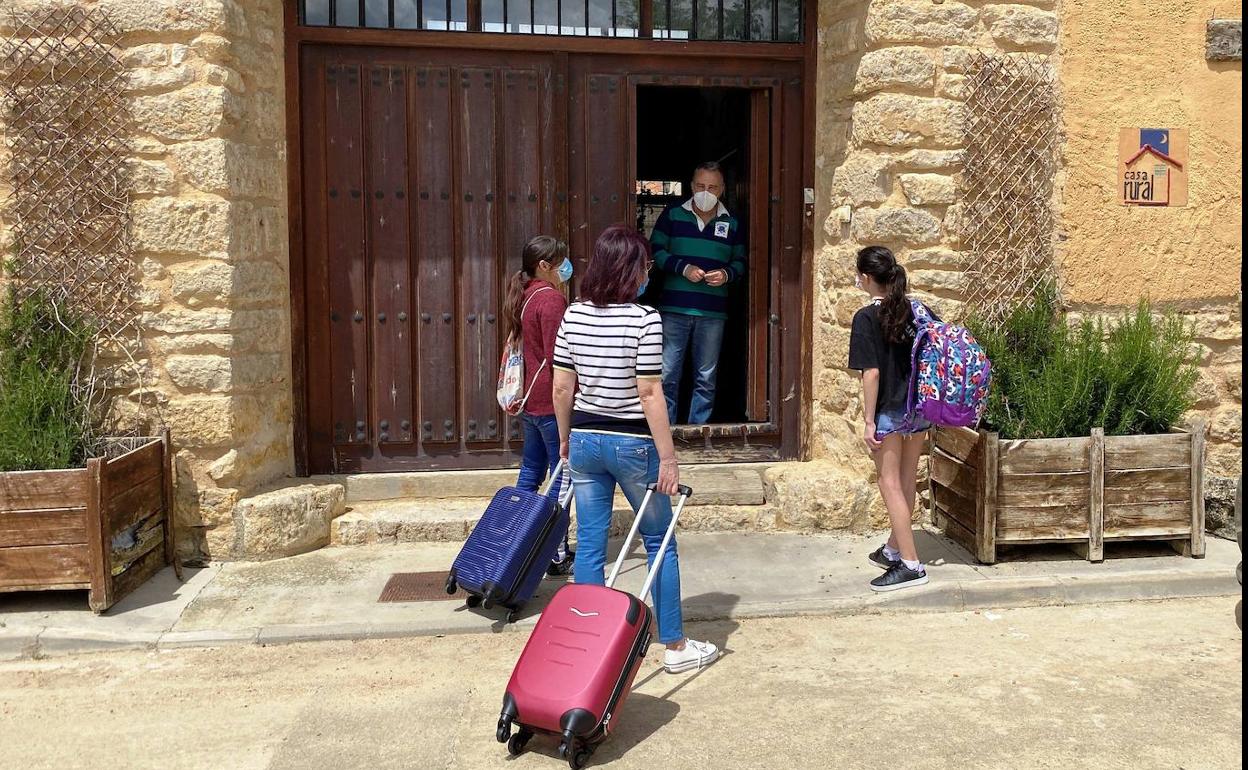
top-left (503, 235), bottom-right (574, 575)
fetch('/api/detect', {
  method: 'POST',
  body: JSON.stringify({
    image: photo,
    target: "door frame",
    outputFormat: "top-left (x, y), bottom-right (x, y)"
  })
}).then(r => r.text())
top-left (282, 1), bottom-right (816, 475)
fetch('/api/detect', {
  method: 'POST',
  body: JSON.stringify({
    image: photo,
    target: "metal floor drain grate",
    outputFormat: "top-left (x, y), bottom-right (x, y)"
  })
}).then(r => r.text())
top-left (378, 571), bottom-right (460, 603)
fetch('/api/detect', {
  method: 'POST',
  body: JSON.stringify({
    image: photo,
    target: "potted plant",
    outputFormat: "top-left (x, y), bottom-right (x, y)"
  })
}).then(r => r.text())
top-left (930, 288), bottom-right (1205, 563)
top-left (0, 290), bottom-right (179, 612)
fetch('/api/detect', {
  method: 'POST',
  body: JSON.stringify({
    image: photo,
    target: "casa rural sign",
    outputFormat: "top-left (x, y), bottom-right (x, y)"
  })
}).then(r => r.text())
top-left (1119, 128), bottom-right (1188, 207)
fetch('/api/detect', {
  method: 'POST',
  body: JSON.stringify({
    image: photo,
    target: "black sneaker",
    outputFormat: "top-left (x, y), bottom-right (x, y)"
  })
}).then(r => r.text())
top-left (547, 550), bottom-right (575, 578)
top-left (870, 562), bottom-right (929, 593)
top-left (868, 545), bottom-right (901, 570)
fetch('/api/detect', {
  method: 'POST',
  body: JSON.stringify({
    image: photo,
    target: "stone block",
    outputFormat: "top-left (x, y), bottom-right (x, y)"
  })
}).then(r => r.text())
top-left (899, 173), bottom-right (957, 205)
top-left (853, 47), bottom-right (936, 95)
top-left (132, 86), bottom-right (239, 142)
top-left (940, 45), bottom-right (981, 74)
top-left (851, 94), bottom-right (965, 148)
top-left (132, 198), bottom-right (231, 256)
top-left (234, 484), bottom-right (346, 560)
top-left (127, 160), bottom-right (177, 196)
top-left (122, 43), bottom-right (191, 69)
top-left (143, 308), bottom-right (234, 334)
top-left (852, 207), bottom-right (943, 247)
top-left (1206, 19), bottom-right (1242, 61)
top-left (982, 5), bottom-right (1058, 51)
top-left (1210, 408), bottom-right (1242, 445)
top-left (908, 268), bottom-right (965, 295)
top-left (904, 248), bottom-right (965, 269)
top-left (866, 0), bottom-right (980, 46)
top-left (896, 148), bottom-right (966, 170)
top-left (936, 72), bottom-right (970, 100)
top-left (96, 0), bottom-right (240, 35)
top-left (171, 261), bottom-right (287, 307)
top-left (830, 152), bottom-right (893, 206)
top-left (126, 63), bottom-right (196, 93)
top-left (764, 462), bottom-right (876, 532)
top-left (163, 394), bottom-right (271, 447)
top-left (166, 353), bottom-right (284, 393)
top-left (1204, 475), bottom-right (1240, 540)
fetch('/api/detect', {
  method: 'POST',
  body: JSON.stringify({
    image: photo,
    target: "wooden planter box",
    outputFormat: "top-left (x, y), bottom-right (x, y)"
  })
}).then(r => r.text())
top-left (0, 434), bottom-right (181, 612)
top-left (930, 422), bottom-right (1206, 564)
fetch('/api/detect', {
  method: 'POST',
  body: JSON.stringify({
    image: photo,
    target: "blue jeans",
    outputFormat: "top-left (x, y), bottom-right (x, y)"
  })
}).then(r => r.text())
top-left (516, 413), bottom-right (560, 492)
top-left (517, 413), bottom-right (570, 562)
top-left (661, 312), bottom-right (725, 425)
top-left (569, 431), bottom-right (684, 645)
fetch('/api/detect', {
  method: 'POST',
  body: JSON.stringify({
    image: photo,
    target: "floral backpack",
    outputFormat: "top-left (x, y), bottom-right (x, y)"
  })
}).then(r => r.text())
top-left (496, 286), bottom-right (552, 416)
top-left (905, 299), bottom-right (991, 429)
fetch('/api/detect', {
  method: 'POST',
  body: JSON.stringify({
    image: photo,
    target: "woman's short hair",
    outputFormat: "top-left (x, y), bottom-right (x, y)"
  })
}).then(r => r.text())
top-left (580, 225), bottom-right (651, 306)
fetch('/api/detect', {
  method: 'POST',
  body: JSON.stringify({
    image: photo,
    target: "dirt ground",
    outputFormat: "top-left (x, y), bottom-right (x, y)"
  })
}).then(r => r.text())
top-left (0, 597), bottom-right (1240, 770)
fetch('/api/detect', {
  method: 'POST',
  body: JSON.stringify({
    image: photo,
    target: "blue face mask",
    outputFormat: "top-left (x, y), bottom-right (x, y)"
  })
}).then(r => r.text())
top-left (556, 258), bottom-right (574, 284)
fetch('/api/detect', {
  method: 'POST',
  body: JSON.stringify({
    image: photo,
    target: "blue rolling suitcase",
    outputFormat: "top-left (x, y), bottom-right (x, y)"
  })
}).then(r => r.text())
top-left (445, 461), bottom-right (571, 623)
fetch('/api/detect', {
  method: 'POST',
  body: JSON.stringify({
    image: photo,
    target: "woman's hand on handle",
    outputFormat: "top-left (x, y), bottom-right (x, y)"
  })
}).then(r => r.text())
top-left (657, 457), bottom-right (680, 496)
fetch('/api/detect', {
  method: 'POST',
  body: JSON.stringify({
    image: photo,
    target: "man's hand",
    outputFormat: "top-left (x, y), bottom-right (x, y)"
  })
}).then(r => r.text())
top-left (704, 269), bottom-right (728, 287)
top-left (863, 422), bottom-right (882, 453)
top-left (683, 265), bottom-right (706, 283)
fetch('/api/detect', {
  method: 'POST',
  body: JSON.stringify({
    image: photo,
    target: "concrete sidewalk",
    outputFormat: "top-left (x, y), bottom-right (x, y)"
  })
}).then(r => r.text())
top-left (0, 529), bottom-right (1239, 659)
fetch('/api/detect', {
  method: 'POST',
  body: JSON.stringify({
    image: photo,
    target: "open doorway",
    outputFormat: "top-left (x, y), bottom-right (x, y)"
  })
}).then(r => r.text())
top-left (634, 85), bottom-right (767, 425)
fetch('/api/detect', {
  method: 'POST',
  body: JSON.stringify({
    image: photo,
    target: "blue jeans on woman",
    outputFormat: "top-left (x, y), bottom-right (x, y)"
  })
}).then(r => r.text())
top-left (569, 430), bottom-right (684, 644)
top-left (516, 413), bottom-right (560, 492)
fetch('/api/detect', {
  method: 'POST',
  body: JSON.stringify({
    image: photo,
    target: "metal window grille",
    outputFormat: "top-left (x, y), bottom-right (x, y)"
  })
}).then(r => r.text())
top-left (299, 0), bottom-right (801, 40)
top-left (960, 53), bottom-right (1060, 323)
top-left (0, 6), bottom-right (137, 340)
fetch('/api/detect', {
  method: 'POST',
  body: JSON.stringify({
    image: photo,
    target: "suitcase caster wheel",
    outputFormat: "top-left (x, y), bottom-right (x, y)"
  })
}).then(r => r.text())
top-left (495, 717), bottom-right (512, 744)
top-left (507, 730), bottom-right (533, 756)
top-left (465, 594), bottom-right (483, 609)
top-left (569, 746), bottom-right (592, 770)
top-left (444, 576), bottom-right (457, 595)
top-left (482, 597), bottom-right (495, 610)
top-left (557, 741), bottom-right (569, 759)
top-left (505, 609), bottom-right (520, 624)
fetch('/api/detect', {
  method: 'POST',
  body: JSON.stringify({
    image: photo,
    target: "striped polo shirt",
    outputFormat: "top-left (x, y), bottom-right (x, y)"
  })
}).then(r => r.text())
top-left (650, 200), bottom-right (747, 320)
top-left (552, 302), bottom-right (663, 436)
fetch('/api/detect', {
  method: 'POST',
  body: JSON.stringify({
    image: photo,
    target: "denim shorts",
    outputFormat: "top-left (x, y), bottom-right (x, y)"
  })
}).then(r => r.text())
top-left (875, 408), bottom-right (931, 439)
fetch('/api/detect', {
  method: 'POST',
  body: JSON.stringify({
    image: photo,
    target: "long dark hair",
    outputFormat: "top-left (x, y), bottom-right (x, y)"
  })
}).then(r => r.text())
top-left (503, 235), bottom-right (567, 340)
top-left (856, 245), bottom-right (911, 344)
top-left (581, 225), bottom-right (650, 306)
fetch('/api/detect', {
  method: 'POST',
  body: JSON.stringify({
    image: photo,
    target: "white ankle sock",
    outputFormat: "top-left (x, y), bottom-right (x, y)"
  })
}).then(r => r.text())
top-left (901, 558), bottom-right (923, 572)
top-left (883, 545), bottom-right (901, 560)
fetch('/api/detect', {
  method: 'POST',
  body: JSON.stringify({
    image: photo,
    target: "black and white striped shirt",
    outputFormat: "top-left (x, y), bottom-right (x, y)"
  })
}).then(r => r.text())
top-left (553, 302), bottom-right (663, 434)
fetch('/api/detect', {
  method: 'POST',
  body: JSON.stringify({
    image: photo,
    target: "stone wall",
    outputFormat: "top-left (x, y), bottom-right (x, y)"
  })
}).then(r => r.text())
top-left (1, 0), bottom-right (298, 561)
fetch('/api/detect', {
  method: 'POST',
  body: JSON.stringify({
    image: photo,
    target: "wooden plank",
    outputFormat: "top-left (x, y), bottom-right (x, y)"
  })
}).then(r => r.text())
top-left (997, 505), bottom-right (1089, 540)
top-left (1088, 427), bottom-right (1104, 562)
top-left (997, 472), bottom-right (1091, 507)
top-left (934, 426), bottom-right (980, 467)
top-left (1104, 432), bottom-right (1190, 470)
top-left (999, 436), bottom-right (1090, 474)
top-left (976, 431), bottom-right (999, 564)
top-left (1103, 468), bottom-right (1190, 505)
top-left (456, 65), bottom-right (503, 448)
top-left (105, 478), bottom-right (163, 539)
top-left (0, 508), bottom-right (87, 547)
top-left (102, 440), bottom-right (162, 492)
top-left (930, 448), bottom-right (977, 501)
top-left (1105, 501), bottom-right (1190, 537)
top-left (0, 544), bottom-right (90, 587)
top-left (939, 508), bottom-right (978, 556)
top-left (997, 533), bottom-right (1087, 544)
top-left (325, 62), bottom-right (371, 448)
top-left (111, 516), bottom-right (164, 576)
top-left (1188, 420), bottom-right (1206, 558)
top-left (746, 87), bottom-right (770, 422)
top-left (934, 488), bottom-right (976, 533)
top-left (1104, 528), bottom-right (1194, 541)
top-left (109, 535), bottom-right (168, 611)
top-left (366, 63), bottom-right (415, 446)
top-left (0, 468), bottom-right (89, 512)
top-left (160, 430), bottom-right (180, 581)
top-left (84, 457), bottom-right (112, 612)
top-left (412, 65), bottom-right (458, 446)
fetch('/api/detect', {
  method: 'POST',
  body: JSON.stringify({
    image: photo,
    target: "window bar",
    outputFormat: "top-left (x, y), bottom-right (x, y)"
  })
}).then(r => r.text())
top-left (503, 0), bottom-right (509, 31)
top-left (770, 0), bottom-right (777, 42)
top-left (359, 0), bottom-right (366, 26)
top-left (691, 0), bottom-right (698, 39)
top-left (610, 0), bottom-right (616, 36)
top-left (742, 0), bottom-right (750, 40)
top-left (557, 0), bottom-right (562, 34)
top-left (417, 0), bottom-right (424, 29)
top-left (446, 0), bottom-right (451, 29)
top-left (388, 0), bottom-right (395, 27)
top-left (329, 0), bottom-right (337, 24)
top-left (584, 0), bottom-right (590, 34)
top-left (666, 0), bottom-right (671, 38)
top-left (530, 0), bottom-right (535, 33)
top-left (717, 0), bottom-right (723, 40)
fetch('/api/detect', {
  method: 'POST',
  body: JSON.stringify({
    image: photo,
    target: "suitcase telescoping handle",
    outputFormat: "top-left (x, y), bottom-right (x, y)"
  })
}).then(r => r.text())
top-left (605, 483), bottom-right (693, 600)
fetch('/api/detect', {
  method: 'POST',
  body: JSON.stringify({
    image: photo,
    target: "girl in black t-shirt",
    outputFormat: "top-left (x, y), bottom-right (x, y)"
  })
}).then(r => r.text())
top-left (847, 246), bottom-right (931, 593)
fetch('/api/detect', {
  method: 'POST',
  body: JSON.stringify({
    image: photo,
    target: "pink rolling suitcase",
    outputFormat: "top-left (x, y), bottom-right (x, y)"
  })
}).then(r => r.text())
top-left (496, 482), bottom-right (693, 769)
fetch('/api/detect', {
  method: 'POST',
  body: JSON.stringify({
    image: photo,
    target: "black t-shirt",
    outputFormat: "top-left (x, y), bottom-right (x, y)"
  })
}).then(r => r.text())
top-left (848, 299), bottom-right (936, 419)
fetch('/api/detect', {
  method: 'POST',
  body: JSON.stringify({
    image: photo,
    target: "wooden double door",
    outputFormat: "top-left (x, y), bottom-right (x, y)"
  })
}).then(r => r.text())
top-left (295, 43), bottom-right (805, 473)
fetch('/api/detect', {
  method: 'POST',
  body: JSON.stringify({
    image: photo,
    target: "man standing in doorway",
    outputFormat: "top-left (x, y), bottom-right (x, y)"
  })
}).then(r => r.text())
top-left (650, 161), bottom-right (747, 425)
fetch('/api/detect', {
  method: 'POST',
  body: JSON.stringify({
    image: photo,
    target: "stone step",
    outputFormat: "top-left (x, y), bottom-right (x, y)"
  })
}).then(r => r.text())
top-left (320, 462), bottom-right (774, 506)
top-left (330, 496), bottom-right (778, 546)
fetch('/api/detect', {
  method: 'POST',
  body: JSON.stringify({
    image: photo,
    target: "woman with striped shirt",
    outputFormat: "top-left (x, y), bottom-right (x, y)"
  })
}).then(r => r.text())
top-left (552, 225), bottom-right (721, 675)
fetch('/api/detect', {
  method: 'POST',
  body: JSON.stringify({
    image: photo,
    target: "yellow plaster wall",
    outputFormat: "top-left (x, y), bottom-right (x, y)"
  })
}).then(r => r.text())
top-left (1057, 0), bottom-right (1243, 306)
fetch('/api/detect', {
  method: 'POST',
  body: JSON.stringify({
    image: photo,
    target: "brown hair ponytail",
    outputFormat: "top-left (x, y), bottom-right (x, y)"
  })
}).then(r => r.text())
top-left (856, 246), bottom-right (912, 344)
top-left (503, 235), bottom-right (568, 340)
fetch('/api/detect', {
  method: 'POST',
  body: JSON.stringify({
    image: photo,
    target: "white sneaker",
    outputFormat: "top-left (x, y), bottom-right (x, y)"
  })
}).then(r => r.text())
top-left (663, 638), bottom-right (720, 674)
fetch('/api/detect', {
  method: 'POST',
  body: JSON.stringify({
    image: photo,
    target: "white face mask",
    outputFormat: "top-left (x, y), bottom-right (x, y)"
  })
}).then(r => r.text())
top-left (692, 190), bottom-right (719, 211)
